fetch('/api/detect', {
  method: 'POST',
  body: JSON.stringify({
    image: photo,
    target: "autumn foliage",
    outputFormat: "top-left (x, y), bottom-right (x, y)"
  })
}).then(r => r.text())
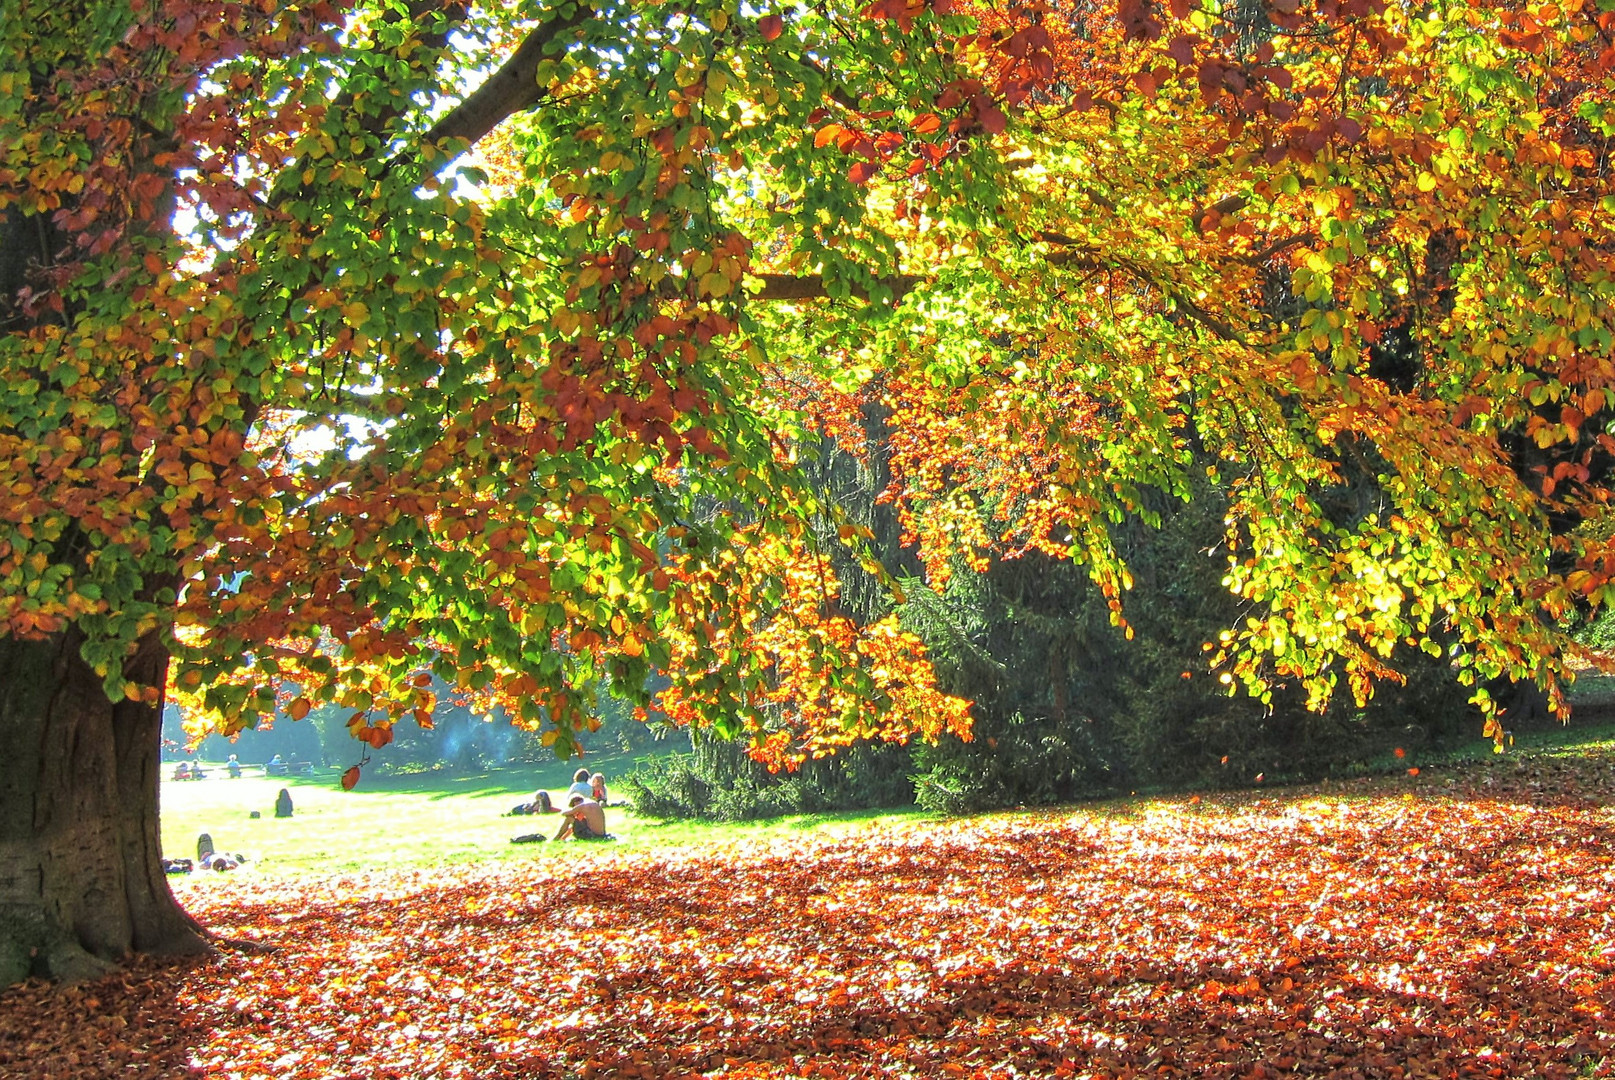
top-left (6, 0), bottom-right (1615, 786)
top-left (4, 757), bottom-right (1612, 1078)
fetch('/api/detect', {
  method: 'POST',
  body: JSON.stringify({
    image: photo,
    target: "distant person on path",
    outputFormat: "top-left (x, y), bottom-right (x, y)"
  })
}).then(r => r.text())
top-left (590, 772), bottom-right (608, 806)
top-left (173, 762), bottom-right (190, 781)
top-left (565, 768), bottom-right (593, 802)
top-left (274, 788), bottom-right (294, 818)
top-left (553, 795), bottom-right (608, 841)
top-left (227, 754), bottom-right (241, 778)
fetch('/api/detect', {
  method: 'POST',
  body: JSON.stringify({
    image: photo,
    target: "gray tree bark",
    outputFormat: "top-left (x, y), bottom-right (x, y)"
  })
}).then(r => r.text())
top-left (0, 632), bottom-right (208, 985)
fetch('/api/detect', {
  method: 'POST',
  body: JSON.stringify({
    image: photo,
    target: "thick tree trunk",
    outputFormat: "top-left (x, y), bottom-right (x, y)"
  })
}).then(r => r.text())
top-left (0, 632), bottom-right (208, 985)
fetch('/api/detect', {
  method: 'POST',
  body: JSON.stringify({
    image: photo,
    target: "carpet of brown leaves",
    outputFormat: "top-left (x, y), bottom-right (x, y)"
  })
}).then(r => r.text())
top-left (3, 757), bottom-right (1613, 1079)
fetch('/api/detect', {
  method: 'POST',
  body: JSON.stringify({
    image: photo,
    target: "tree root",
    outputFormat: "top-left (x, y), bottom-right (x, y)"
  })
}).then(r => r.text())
top-left (42, 942), bottom-right (120, 984)
top-left (207, 934), bottom-right (280, 956)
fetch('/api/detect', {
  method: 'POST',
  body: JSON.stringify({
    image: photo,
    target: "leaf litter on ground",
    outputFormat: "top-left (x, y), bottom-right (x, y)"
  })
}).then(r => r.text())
top-left (3, 750), bottom-right (1613, 1079)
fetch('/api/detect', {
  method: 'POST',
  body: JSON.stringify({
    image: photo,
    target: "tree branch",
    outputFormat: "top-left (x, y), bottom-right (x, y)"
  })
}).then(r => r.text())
top-left (1243, 232), bottom-right (1316, 264)
top-left (422, 6), bottom-right (594, 150)
top-left (1191, 194), bottom-right (1248, 234)
top-left (1042, 240), bottom-right (1246, 344)
top-left (749, 272), bottom-right (923, 302)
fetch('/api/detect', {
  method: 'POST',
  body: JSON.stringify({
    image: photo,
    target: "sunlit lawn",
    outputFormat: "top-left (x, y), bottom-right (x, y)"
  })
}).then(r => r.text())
top-left (158, 756), bottom-right (920, 876)
top-left (160, 720), bottom-right (1615, 880)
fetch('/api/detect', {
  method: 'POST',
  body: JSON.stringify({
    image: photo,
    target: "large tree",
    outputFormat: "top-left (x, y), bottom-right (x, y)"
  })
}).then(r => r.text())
top-left (3, 0), bottom-right (1614, 980)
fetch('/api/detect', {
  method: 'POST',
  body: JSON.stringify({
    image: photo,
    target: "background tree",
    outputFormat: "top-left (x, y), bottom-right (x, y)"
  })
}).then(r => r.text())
top-left (5, 0), bottom-right (1615, 982)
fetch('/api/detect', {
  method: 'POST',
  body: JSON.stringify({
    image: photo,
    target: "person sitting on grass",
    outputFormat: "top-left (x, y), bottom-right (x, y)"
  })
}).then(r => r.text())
top-left (590, 772), bottom-right (608, 806)
top-left (553, 795), bottom-right (608, 842)
top-left (565, 768), bottom-right (593, 802)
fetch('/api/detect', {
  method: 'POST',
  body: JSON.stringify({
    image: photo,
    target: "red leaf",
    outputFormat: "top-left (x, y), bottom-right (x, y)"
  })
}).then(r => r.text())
top-left (758, 13), bottom-right (783, 40)
top-left (847, 161), bottom-right (878, 184)
top-left (911, 112), bottom-right (941, 135)
top-left (340, 765), bottom-right (360, 790)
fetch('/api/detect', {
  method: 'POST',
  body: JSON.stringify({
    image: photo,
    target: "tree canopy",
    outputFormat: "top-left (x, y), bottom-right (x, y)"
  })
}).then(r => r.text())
top-left (6, 0), bottom-right (1615, 773)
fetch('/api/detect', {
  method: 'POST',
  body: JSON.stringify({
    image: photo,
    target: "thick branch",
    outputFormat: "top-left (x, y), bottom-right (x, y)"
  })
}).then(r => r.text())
top-left (1192, 194), bottom-right (1248, 234)
top-left (749, 272), bottom-right (923, 302)
top-left (1244, 232), bottom-right (1316, 265)
top-left (422, 6), bottom-right (593, 150)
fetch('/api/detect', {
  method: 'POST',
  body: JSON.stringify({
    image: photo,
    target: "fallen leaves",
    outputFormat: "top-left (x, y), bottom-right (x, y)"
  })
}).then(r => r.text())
top-left (3, 758), bottom-right (1613, 1079)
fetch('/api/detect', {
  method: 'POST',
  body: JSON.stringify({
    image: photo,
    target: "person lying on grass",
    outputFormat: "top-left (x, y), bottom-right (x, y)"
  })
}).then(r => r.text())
top-left (553, 795), bottom-right (608, 842)
top-left (507, 789), bottom-right (557, 815)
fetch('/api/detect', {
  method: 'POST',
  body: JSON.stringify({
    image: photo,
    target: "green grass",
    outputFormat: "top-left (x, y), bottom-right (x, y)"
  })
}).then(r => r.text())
top-left (159, 757), bottom-right (921, 876)
top-left (1350, 719), bottom-right (1615, 775)
top-left (162, 718), bottom-right (1615, 878)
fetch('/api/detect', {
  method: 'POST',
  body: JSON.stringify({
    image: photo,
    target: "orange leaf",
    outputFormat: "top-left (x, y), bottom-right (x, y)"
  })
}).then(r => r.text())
top-left (758, 13), bottom-right (783, 39)
top-left (814, 123), bottom-right (844, 148)
top-left (340, 765), bottom-right (360, 790)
